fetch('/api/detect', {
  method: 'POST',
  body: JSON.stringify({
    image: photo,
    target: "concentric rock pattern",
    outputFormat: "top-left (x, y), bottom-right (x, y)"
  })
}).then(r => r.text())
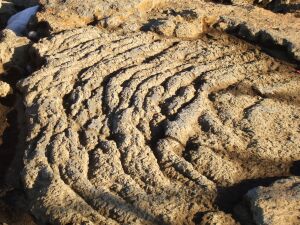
top-left (18, 22), bottom-right (300, 224)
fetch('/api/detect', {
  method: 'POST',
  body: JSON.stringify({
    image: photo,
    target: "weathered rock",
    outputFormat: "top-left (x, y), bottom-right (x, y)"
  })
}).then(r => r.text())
top-left (36, 0), bottom-right (154, 31)
top-left (200, 211), bottom-right (239, 225)
top-left (0, 29), bottom-right (30, 75)
top-left (35, 0), bottom-right (300, 61)
top-left (17, 19), bottom-right (300, 224)
top-left (0, 81), bottom-right (11, 97)
top-left (0, 27), bottom-right (29, 205)
top-left (244, 177), bottom-right (300, 225)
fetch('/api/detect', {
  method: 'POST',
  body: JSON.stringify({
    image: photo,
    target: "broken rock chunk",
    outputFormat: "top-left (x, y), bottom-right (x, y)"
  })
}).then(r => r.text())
top-left (244, 177), bottom-right (300, 225)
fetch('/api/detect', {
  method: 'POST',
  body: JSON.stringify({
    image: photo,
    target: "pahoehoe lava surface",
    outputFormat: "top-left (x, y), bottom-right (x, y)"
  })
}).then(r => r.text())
top-left (17, 25), bottom-right (300, 224)
top-left (36, 0), bottom-right (300, 61)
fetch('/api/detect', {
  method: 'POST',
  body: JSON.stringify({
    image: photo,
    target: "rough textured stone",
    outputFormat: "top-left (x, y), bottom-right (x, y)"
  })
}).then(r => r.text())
top-left (0, 30), bottom-right (27, 165)
top-left (200, 211), bottom-right (239, 225)
top-left (244, 177), bottom-right (300, 225)
top-left (0, 200), bottom-right (37, 225)
top-left (35, 0), bottom-right (300, 61)
top-left (17, 20), bottom-right (300, 224)
top-left (0, 29), bottom-right (29, 74)
top-left (0, 81), bottom-right (11, 97)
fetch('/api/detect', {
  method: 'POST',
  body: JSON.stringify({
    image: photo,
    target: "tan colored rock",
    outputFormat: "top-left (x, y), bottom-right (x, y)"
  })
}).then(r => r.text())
top-left (244, 177), bottom-right (300, 225)
top-left (36, 0), bottom-right (164, 32)
top-left (200, 211), bottom-right (239, 225)
top-left (0, 29), bottom-right (29, 74)
top-left (0, 81), bottom-right (11, 97)
top-left (35, 0), bottom-right (300, 60)
top-left (17, 19), bottom-right (300, 224)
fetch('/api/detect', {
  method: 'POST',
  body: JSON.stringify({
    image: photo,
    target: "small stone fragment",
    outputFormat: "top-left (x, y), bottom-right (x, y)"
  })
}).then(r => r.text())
top-left (200, 211), bottom-right (239, 225)
top-left (0, 81), bottom-right (12, 97)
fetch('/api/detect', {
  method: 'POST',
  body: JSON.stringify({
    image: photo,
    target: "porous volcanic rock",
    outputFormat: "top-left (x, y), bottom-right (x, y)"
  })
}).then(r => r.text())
top-left (35, 0), bottom-right (300, 61)
top-left (17, 20), bottom-right (300, 224)
top-left (200, 211), bottom-right (239, 225)
top-left (244, 177), bottom-right (300, 225)
top-left (0, 29), bottom-right (29, 75)
top-left (0, 80), bottom-right (11, 98)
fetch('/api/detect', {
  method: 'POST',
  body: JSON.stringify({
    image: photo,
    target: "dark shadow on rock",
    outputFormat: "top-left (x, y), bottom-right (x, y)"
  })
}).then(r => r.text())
top-left (290, 160), bottom-right (300, 176)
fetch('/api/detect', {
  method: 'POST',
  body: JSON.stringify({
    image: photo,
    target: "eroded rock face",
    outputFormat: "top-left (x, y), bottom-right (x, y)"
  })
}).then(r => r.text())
top-left (0, 29), bottom-right (29, 74)
top-left (36, 0), bottom-right (157, 31)
top-left (35, 0), bottom-right (300, 61)
top-left (0, 29), bottom-right (29, 175)
top-left (200, 211), bottom-right (239, 225)
top-left (244, 177), bottom-right (300, 225)
top-left (17, 22), bottom-right (300, 224)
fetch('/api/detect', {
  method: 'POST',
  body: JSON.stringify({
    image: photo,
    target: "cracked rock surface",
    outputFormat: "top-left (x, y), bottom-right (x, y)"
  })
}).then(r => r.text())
top-left (18, 19), bottom-right (300, 224)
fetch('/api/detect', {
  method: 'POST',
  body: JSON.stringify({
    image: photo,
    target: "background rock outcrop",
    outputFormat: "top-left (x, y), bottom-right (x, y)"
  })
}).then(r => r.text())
top-left (242, 177), bottom-right (300, 225)
top-left (0, 29), bottom-right (29, 181)
top-left (34, 0), bottom-right (300, 61)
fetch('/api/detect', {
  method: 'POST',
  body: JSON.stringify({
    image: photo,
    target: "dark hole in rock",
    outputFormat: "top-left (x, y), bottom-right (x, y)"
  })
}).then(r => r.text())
top-left (290, 160), bottom-right (300, 176)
